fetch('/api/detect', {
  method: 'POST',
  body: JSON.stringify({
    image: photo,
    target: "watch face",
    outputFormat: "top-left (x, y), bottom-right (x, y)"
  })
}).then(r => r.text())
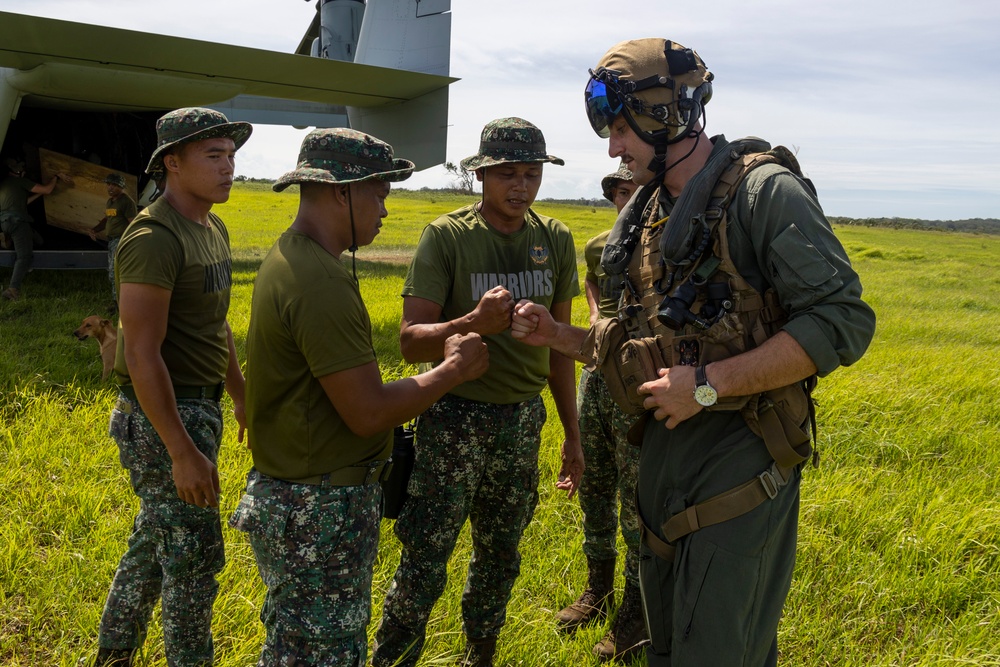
top-left (694, 384), bottom-right (718, 407)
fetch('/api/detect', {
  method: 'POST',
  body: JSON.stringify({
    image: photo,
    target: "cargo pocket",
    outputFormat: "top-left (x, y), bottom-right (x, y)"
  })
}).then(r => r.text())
top-left (156, 519), bottom-right (226, 579)
top-left (675, 537), bottom-right (761, 664)
top-left (108, 406), bottom-right (133, 468)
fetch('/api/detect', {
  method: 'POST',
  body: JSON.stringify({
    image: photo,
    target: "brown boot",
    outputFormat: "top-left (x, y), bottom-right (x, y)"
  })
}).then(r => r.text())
top-left (1, 287), bottom-right (19, 301)
top-left (593, 581), bottom-right (649, 663)
top-left (458, 636), bottom-right (497, 667)
top-left (554, 557), bottom-right (615, 631)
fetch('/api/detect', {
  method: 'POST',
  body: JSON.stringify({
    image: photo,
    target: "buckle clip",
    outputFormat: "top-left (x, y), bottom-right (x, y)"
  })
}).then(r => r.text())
top-left (757, 463), bottom-right (787, 500)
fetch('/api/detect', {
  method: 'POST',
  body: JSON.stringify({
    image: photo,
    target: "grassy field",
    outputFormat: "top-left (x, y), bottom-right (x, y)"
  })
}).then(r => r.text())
top-left (1, 183), bottom-right (998, 666)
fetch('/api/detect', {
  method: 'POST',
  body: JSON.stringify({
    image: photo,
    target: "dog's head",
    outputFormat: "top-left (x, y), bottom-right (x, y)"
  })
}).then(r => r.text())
top-left (73, 315), bottom-right (112, 341)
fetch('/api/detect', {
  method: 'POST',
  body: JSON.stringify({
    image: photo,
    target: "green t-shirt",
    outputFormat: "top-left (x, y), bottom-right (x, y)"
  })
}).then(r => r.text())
top-left (403, 204), bottom-right (580, 404)
top-left (245, 230), bottom-right (390, 481)
top-left (105, 193), bottom-right (137, 240)
top-left (113, 197), bottom-right (233, 386)
top-left (584, 229), bottom-right (623, 319)
top-left (0, 175), bottom-right (36, 220)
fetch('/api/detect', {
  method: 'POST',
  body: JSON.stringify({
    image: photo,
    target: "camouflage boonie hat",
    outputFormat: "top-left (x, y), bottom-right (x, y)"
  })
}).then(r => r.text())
top-left (145, 107), bottom-right (252, 175)
top-left (272, 128), bottom-right (414, 193)
top-left (601, 162), bottom-right (634, 202)
top-left (104, 173), bottom-right (126, 188)
top-left (460, 117), bottom-right (564, 171)
top-left (3, 157), bottom-right (25, 173)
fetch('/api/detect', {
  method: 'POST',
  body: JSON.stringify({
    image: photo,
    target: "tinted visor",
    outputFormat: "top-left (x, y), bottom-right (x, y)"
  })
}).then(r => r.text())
top-left (584, 76), bottom-right (623, 138)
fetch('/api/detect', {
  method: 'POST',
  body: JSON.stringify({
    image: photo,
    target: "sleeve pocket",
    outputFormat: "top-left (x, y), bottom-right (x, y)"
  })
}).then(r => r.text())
top-left (767, 223), bottom-right (838, 288)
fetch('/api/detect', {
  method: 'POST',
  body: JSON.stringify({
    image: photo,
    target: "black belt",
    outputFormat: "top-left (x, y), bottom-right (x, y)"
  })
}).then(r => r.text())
top-left (119, 382), bottom-right (225, 403)
top-left (283, 459), bottom-right (392, 487)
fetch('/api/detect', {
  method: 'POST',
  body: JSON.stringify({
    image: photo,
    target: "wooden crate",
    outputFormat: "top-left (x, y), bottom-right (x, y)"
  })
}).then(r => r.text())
top-left (38, 148), bottom-right (137, 239)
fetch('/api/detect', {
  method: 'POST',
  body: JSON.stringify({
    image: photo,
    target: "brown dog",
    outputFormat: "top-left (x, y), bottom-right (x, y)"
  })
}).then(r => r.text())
top-left (73, 315), bottom-right (118, 380)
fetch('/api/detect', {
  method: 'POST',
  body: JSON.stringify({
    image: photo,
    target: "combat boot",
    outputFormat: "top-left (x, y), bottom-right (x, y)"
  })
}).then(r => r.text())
top-left (554, 556), bottom-right (616, 631)
top-left (94, 647), bottom-right (136, 666)
top-left (458, 636), bottom-right (497, 667)
top-left (593, 580), bottom-right (649, 663)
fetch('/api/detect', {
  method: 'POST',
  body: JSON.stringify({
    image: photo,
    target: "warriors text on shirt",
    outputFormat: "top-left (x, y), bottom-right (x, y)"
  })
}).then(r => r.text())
top-left (471, 269), bottom-right (553, 301)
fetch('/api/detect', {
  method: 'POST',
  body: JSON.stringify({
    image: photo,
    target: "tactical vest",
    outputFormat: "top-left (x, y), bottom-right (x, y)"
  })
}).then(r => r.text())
top-left (592, 146), bottom-right (818, 562)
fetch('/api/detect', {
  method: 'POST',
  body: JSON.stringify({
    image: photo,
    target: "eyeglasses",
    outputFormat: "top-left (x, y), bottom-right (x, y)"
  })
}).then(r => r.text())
top-left (584, 69), bottom-right (624, 139)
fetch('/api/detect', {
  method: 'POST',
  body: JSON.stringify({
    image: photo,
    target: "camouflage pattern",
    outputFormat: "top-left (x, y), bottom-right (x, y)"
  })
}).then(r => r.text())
top-left (98, 395), bottom-right (225, 666)
top-left (577, 368), bottom-right (641, 585)
top-left (601, 162), bottom-right (634, 203)
top-left (105, 172), bottom-right (127, 188)
top-left (0, 214), bottom-right (32, 290)
top-left (229, 470), bottom-right (381, 667)
top-left (373, 394), bottom-right (546, 667)
top-left (145, 107), bottom-right (252, 175)
top-left (106, 236), bottom-right (120, 299)
top-left (272, 128), bottom-right (414, 192)
top-left (459, 117), bottom-right (565, 171)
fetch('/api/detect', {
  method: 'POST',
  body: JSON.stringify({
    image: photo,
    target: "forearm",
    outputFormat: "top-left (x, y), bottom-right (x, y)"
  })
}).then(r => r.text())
top-left (709, 330), bottom-right (818, 398)
top-left (548, 349), bottom-right (580, 442)
top-left (224, 323), bottom-right (245, 406)
top-left (400, 315), bottom-right (476, 363)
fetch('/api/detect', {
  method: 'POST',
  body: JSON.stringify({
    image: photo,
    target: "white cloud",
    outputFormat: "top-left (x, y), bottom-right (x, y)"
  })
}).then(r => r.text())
top-left (7, 0), bottom-right (999, 219)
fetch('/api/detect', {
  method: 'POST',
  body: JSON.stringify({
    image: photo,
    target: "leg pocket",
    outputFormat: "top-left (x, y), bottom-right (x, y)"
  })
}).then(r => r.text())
top-left (675, 537), bottom-right (761, 666)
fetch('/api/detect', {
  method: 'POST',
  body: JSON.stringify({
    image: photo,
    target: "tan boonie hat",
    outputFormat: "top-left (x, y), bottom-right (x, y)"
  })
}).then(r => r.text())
top-left (595, 38), bottom-right (712, 140)
top-left (460, 117), bottom-right (564, 171)
top-left (145, 107), bottom-right (252, 175)
top-left (601, 162), bottom-right (634, 202)
top-left (272, 128), bottom-right (414, 193)
top-left (104, 173), bottom-right (126, 188)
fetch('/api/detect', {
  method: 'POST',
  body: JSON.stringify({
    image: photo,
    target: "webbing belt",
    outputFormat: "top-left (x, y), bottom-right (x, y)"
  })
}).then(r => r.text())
top-left (638, 461), bottom-right (794, 563)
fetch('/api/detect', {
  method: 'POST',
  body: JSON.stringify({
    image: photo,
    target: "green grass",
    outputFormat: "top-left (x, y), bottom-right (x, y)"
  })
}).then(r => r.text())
top-left (1, 184), bottom-right (999, 665)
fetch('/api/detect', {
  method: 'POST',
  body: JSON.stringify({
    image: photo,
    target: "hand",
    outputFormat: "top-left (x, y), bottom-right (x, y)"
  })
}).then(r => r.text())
top-left (58, 172), bottom-right (74, 185)
top-left (511, 300), bottom-right (556, 347)
top-left (88, 230), bottom-right (97, 241)
top-left (556, 436), bottom-right (585, 499)
top-left (233, 400), bottom-right (247, 444)
top-left (470, 286), bottom-right (514, 335)
top-left (638, 365), bottom-right (702, 429)
top-left (443, 332), bottom-right (489, 382)
top-left (171, 447), bottom-right (221, 508)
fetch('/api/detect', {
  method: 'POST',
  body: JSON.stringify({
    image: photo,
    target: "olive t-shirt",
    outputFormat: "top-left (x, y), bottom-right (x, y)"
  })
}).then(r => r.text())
top-left (113, 197), bottom-right (233, 386)
top-left (105, 194), bottom-right (138, 240)
top-left (245, 230), bottom-right (390, 481)
top-left (584, 230), bottom-right (622, 319)
top-left (0, 175), bottom-right (36, 220)
top-left (403, 204), bottom-right (579, 404)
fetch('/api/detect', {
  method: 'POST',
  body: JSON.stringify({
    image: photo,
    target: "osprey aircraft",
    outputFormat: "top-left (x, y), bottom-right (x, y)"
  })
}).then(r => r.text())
top-left (0, 0), bottom-right (454, 268)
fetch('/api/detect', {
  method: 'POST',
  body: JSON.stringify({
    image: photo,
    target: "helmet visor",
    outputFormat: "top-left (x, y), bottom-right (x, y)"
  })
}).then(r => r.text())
top-left (584, 75), bottom-right (623, 139)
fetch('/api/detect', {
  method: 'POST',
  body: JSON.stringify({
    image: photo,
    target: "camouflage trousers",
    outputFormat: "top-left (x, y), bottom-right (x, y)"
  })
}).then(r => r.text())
top-left (577, 368), bottom-right (641, 585)
top-left (229, 469), bottom-right (381, 667)
top-left (98, 395), bottom-right (225, 667)
top-left (373, 394), bottom-right (545, 667)
top-left (107, 236), bottom-right (120, 300)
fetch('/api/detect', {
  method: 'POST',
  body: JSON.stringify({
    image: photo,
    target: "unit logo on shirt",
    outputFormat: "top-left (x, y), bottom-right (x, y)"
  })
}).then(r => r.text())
top-left (529, 245), bottom-right (549, 266)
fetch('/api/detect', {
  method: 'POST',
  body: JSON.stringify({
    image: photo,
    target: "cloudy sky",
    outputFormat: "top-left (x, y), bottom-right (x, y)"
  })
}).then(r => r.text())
top-left (8, 0), bottom-right (1000, 220)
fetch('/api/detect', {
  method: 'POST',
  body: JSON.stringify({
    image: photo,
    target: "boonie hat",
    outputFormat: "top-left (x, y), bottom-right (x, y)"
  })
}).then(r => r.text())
top-left (460, 117), bottom-right (564, 171)
top-left (3, 157), bottom-right (25, 173)
top-left (145, 107), bottom-right (252, 175)
top-left (601, 162), bottom-right (634, 202)
top-left (104, 173), bottom-right (126, 188)
top-left (272, 128), bottom-right (414, 193)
